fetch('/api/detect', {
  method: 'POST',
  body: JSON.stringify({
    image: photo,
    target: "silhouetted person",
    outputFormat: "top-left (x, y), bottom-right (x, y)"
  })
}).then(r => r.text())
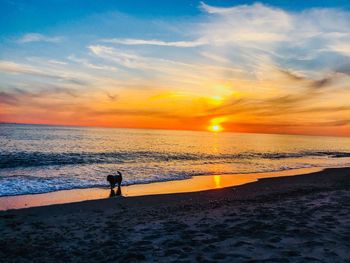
top-left (107, 171), bottom-right (123, 190)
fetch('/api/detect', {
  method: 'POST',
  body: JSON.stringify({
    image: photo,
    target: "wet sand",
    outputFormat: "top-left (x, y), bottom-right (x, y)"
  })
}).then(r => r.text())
top-left (1, 167), bottom-right (350, 262)
top-left (0, 167), bottom-right (323, 210)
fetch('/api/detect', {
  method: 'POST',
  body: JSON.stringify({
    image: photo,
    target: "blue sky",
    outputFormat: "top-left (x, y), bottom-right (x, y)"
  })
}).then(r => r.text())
top-left (1, 0), bottom-right (350, 136)
top-left (2, 0), bottom-right (350, 37)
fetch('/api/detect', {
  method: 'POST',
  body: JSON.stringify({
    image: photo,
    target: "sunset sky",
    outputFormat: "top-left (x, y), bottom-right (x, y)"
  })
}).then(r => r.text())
top-left (1, 0), bottom-right (350, 136)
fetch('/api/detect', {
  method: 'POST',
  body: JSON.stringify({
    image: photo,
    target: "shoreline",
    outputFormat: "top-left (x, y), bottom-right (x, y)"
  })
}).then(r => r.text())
top-left (1, 167), bottom-right (350, 262)
top-left (0, 167), bottom-right (324, 211)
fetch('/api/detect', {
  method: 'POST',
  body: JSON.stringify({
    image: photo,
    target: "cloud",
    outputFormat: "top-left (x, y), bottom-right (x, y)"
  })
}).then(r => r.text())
top-left (197, 2), bottom-right (292, 47)
top-left (17, 33), bottom-right (63, 43)
top-left (278, 69), bottom-right (306, 81)
top-left (0, 60), bottom-right (88, 85)
top-left (48, 60), bottom-right (67, 65)
top-left (88, 45), bottom-right (147, 69)
top-left (105, 92), bottom-right (118, 101)
top-left (278, 69), bottom-right (335, 89)
top-left (101, 38), bottom-right (205, 47)
top-left (195, 1), bottom-right (350, 78)
top-left (0, 60), bottom-right (45, 75)
top-left (0, 86), bottom-right (80, 108)
top-left (0, 91), bottom-right (18, 105)
top-left (203, 68), bottom-right (350, 120)
top-left (329, 43), bottom-right (350, 57)
top-left (87, 44), bottom-right (200, 78)
top-left (199, 1), bottom-right (236, 14)
top-left (67, 55), bottom-right (118, 71)
top-left (309, 77), bottom-right (333, 89)
top-left (90, 108), bottom-right (165, 117)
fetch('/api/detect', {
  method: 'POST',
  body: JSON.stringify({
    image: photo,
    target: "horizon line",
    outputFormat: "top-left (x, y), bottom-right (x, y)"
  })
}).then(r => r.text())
top-left (1, 121), bottom-right (349, 139)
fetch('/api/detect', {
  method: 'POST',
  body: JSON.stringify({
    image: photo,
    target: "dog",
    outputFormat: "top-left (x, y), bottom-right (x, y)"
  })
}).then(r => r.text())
top-left (107, 171), bottom-right (123, 189)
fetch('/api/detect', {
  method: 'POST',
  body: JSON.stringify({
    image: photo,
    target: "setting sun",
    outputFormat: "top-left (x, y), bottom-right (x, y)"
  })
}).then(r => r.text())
top-left (210, 124), bottom-right (222, 132)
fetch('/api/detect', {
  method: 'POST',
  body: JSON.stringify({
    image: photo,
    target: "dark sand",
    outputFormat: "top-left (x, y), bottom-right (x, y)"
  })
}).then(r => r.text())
top-left (1, 167), bottom-right (350, 262)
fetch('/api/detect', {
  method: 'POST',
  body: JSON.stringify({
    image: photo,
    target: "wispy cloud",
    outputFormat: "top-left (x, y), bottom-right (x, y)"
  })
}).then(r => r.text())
top-left (88, 45), bottom-right (147, 69)
top-left (48, 60), bottom-right (67, 65)
top-left (329, 43), bottom-right (350, 57)
top-left (199, 1), bottom-right (239, 14)
top-left (67, 55), bottom-right (118, 71)
top-left (17, 33), bottom-right (63, 43)
top-left (0, 91), bottom-right (18, 105)
top-left (0, 60), bottom-right (89, 85)
top-left (101, 38), bottom-right (205, 47)
top-left (0, 86), bottom-right (79, 106)
top-left (0, 60), bottom-right (40, 75)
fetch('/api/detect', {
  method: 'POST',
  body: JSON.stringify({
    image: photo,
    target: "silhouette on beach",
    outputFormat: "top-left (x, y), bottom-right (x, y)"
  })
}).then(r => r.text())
top-left (107, 171), bottom-right (123, 197)
top-left (109, 185), bottom-right (122, 197)
top-left (107, 171), bottom-right (123, 189)
top-left (116, 185), bottom-right (122, 195)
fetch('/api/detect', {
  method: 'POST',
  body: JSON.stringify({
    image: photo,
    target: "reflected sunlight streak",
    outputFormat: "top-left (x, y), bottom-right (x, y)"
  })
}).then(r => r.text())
top-left (214, 175), bottom-right (222, 188)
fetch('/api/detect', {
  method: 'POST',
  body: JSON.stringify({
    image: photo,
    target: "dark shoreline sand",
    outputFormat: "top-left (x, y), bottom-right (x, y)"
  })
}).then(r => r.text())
top-left (1, 167), bottom-right (350, 262)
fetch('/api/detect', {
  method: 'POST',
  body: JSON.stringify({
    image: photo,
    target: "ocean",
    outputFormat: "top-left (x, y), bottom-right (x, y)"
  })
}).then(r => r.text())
top-left (1, 123), bottom-right (350, 197)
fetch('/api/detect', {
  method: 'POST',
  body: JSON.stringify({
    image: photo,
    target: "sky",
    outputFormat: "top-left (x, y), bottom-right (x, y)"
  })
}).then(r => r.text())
top-left (1, 0), bottom-right (350, 136)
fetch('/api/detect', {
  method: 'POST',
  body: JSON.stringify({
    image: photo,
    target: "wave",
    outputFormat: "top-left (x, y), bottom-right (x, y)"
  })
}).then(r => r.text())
top-left (2, 161), bottom-right (349, 197)
top-left (0, 172), bottom-right (194, 197)
top-left (1, 150), bottom-right (350, 169)
top-left (1, 160), bottom-right (350, 197)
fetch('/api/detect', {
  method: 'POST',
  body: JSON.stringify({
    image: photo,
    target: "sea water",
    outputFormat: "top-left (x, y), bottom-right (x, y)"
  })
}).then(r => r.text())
top-left (1, 123), bottom-right (350, 196)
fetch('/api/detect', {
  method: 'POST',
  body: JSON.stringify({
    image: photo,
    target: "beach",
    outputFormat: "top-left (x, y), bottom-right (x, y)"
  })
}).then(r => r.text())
top-left (1, 167), bottom-right (350, 262)
top-left (3, 0), bottom-right (350, 262)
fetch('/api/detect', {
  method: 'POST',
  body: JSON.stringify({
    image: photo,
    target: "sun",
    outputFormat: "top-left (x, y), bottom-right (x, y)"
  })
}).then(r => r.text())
top-left (209, 124), bottom-right (222, 132)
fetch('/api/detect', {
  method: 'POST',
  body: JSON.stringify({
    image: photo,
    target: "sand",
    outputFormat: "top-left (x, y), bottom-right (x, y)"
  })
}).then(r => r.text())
top-left (1, 167), bottom-right (350, 262)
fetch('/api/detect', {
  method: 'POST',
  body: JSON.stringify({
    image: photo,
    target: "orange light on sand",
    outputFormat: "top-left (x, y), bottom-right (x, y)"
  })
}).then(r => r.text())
top-left (213, 175), bottom-right (221, 188)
